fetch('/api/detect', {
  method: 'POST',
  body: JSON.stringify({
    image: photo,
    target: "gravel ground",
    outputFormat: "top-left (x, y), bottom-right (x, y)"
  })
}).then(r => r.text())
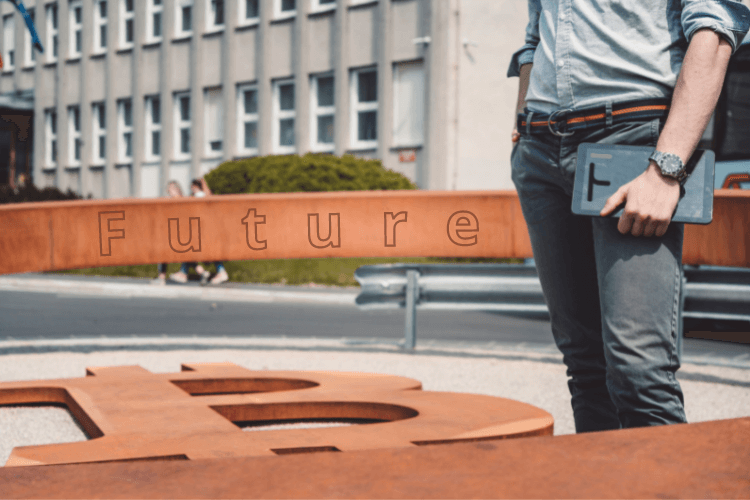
top-left (1, 338), bottom-right (749, 466)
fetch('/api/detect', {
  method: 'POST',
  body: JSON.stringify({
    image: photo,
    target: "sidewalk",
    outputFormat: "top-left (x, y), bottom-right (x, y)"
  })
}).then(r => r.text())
top-left (0, 273), bottom-right (358, 305)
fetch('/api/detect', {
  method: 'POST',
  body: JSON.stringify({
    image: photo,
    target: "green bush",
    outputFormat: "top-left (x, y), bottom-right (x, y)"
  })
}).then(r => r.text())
top-left (204, 153), bottom-right (417, 194)
top-left (0, 183), bottom-right (83, 204)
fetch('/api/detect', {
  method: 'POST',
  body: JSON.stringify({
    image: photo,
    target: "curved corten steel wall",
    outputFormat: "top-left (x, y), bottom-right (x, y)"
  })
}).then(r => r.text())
top-left (0, 363), bottom-right (554, 467)
top-left (0, 189), bottom-right (748, 275)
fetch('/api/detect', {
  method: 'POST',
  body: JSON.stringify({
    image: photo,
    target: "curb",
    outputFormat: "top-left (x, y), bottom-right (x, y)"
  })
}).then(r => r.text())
top-left (0, 275), bottom-right (358, 305)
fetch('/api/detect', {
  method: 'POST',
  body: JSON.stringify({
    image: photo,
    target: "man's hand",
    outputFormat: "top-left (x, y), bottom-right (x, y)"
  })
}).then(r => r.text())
top-left (600, 162), bottom-right (680, 237)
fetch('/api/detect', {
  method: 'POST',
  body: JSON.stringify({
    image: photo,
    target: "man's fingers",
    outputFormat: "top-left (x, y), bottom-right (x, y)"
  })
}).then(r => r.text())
top-left (618, 209), bottom-right (634, 235)
top-left (601, 187), bottom-right (627, 217)
top-left (655, 221), bottom-right (670, 238)
top-left (642, 219), bottom-right (659, 237)
top-left (630, 215), bottom-right (645, 237)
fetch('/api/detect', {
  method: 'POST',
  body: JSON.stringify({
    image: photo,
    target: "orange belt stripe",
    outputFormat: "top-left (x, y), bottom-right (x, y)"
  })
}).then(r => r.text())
top-left (520, 104), bottom-right (669, 127)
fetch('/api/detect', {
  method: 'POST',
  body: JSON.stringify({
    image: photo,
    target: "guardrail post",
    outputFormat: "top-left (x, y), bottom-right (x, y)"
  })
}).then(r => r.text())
top-left (404, 270), bottom-right (419, 349)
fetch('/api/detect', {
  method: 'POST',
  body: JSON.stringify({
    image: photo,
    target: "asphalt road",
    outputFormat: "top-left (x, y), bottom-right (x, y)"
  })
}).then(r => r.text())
top-left (2, 288), bottom-right (749, 362)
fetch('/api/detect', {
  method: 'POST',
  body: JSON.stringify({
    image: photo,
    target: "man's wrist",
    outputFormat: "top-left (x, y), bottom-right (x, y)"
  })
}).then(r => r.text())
top-left (646, 161), bottom-right (680, 187)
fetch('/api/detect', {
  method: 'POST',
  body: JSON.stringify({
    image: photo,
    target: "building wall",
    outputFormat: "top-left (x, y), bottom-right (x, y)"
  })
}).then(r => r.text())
top-left (2, 0), bottom-right (441, 198)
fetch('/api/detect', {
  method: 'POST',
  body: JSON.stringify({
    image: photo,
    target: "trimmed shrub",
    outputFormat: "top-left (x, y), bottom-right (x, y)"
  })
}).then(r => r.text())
top-left (0, 183), bottom-right (83, 204)
top-left (204, 153), bottom-right (417, 194)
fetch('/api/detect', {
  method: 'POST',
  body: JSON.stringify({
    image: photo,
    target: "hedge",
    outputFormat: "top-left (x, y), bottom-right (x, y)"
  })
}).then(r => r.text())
top-left (204, 153), bottom-right (417, 194)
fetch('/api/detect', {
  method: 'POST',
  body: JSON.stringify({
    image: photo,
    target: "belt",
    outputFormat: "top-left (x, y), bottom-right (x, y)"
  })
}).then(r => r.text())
top-left (517, 98), bottom-right (671, 137)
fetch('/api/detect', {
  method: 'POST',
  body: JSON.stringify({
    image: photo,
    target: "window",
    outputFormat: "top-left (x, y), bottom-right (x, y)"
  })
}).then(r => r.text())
top-left (311, 0), bottom-right (336, 13)
top-left (206, 0), bottom-right (224, 31)
top-left (273, 80), bottom-right (295, 154)
top-left (239, 0), bottom-right (259, 25)
top-left (146, 0), bottom-right (163, 41)
top-left (145, 95), bottom-right (161, 160)
top-left (174, 92), bottom-right (191, 158)
top-left (68, 105), bottom-right (82, 165)
top-left (93, 0), bottom-right (107, 53)
top-left (274, 0), bottom-right (296, 19)
top-left (310, 74), bottom-right (335, 152)
top-left (45, 109), bottom-right (58, 166)
top-left (175, 0), bottom-right (193, 37)
top-left (393, 61), bottom-right (424, 146)
top-left (46, 3), bottom-right (58, 62)
top-left (69, 0), bottom-right (82, 58)
top-left (3, 15), bottom-right (15, 70)
top-left (118, 99), bottom-right (133, 162)
top-left (237, 84), bottom-right (258, 155)
top-left (24, 8), bottom-right (36, 66)
top-left (204, 87), bottom-right (223, 156)
top-left (350, 68), bottom-right (377, 149)
top-left (92, 102), bottom-right (106, 163)
top-left (120, 0), bottom-right (134, 48)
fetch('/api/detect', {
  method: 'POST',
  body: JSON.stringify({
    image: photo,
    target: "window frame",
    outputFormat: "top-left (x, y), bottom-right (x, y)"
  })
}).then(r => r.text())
top-left (272, 79), bottom-right (296, 155)
top-left (68, 0), bottom-right (82, 59)
top-left (119, 0), bottom-right (135, 49)
top-left (274, 0), bottom-right (296, 20)
top-left (117, 98), bottom-right (134, 163)
top-left (92, 0), bottom-right (107, 54)
top-left (310, 73), bottom-right (335, 153)
top-left (92, 102), bottom-right (107, 165)
top-left (3, 14), bottom-right (15, 70)
top-left (206, 0), bottom-right (225, 33)
top-left (146, 0), bottom-right (163, 43)
top-left (349, 67), bottom-right (378, 150)
top-left (45, 109), bottom-right (58, 167)
top-left (237, 83), bottom-right (259, 156)
top-left (173, 92), bottom-right (192, 160)
top-left (238, 0), bottom-right (260, 27)
top-left (46, 3), bottom-right (59, 63)
top-left (310, 0), bottom-right (336, 14)
top-left (144, 95), bottom-right (162, 162)
top-left (204, 87), bottom-right (224, 157)
top-left (175, 0), bottom-right (193, 38)
top-left (24, 8), bottom-right (36, 67)
top-left (68, 105), bottom-right (82, 166)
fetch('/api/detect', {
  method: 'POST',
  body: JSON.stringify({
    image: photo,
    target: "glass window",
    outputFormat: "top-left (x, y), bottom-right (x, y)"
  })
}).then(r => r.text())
top-left (3, 15), bottom-right (15, 69)
top-left (145, 95), bottom-right (162, 160)
top-left (46, 109), bottom-right (58, 166)
top-left (46, 4), bottom-right (59, 62)
top-left (69, 0), bottom-right (83, 58)
top-left (392, 61), bottom-right (425, 146)
top-left (273, 80), bottom-right (295, 153)
top-left (24, 8), bottom-right (36, 66)
top-left (92, 102), bottom-right (107, 163)
top-left (207, 0), bottom-right (224, 30)
top-left (120, 0), bottom-right (135, 47)
top-left (118, 99), bottom-right (133, 161)
top-left (68, 106), bottom-right (82, 164)
top-left (176, 0), bottom-right (193, 36)
top-left (93, 0), bottom-right (107, 52)
top-left (204, 87), bottom-right (223, 155)
top-left (147, 0), bottom-right (164, 41)
top-left (238, 84), bottom-right (259, 154)
top-left (311, 75), bottom-right (335, 152)
top-left (174, 92), bottom-right (191, 158)
top-left (350, 68), bottom-right (378, 148)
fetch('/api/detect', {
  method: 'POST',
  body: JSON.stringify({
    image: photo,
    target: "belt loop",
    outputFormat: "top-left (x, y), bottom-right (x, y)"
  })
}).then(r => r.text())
top-left (526, 112), bottom-right (534, 136)
top-left (605, 101), bottom-right (613, 129)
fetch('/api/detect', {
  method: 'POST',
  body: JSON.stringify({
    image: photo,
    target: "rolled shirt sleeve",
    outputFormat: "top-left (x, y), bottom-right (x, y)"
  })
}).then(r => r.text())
top-left (681, 0), bottom-right (750, 53)
top-left (507, 0), bottom-right (542, 77)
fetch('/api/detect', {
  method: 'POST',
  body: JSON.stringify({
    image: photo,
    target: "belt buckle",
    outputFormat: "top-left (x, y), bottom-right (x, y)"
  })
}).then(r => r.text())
top-left (547, 109), bottom-right (575, 137)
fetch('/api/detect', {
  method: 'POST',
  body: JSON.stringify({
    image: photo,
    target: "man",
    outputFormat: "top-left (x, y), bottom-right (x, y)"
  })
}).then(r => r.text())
top-left (508, 0), bottom-right (749, 433)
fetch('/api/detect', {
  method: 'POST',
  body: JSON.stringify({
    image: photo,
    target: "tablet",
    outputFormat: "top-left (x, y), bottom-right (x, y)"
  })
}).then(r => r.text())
top-left (572, 143), bottom-right (715, 224)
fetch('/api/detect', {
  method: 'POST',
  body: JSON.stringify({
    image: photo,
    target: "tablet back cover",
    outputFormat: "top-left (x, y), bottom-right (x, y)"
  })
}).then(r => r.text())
top-left (572, 143), bottom-right (715, 224)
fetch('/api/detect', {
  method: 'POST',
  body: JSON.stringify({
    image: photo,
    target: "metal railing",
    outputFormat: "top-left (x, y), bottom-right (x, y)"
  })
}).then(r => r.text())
top-left (354, 263), bottom-right (750, 349)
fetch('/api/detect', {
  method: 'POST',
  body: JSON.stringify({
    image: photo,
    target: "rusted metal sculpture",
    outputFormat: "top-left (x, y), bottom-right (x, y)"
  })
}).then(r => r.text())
top-left (1, 190), bottom-right (749, 276)
top-left (1, 416), bottom-right (748, 498)
top-left (0, 362), bottom-right (553, 466)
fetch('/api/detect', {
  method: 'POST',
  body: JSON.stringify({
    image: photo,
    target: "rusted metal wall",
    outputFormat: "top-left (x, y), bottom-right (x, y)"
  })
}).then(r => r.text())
top-left (0, 190), bottom-right (748, 275)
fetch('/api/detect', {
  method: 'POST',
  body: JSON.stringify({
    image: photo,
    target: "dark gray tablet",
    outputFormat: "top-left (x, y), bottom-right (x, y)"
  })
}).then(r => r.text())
top-left (572, 143), bottom-right (715, 224)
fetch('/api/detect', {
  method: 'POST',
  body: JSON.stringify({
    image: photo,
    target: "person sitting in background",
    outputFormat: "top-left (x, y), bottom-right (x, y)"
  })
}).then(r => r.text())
top-left (153, 180), bottom-right (211, 285)
top-left (191, 177), bottom-right (229, 285)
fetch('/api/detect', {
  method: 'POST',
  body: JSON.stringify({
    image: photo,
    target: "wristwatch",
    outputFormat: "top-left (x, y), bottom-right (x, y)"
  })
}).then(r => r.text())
top-left (649, 150), bottom-right (688, 183)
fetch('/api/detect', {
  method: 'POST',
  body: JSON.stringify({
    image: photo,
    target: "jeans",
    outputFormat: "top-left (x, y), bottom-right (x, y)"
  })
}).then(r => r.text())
top-left (511, 116), bottom-right (687, 433)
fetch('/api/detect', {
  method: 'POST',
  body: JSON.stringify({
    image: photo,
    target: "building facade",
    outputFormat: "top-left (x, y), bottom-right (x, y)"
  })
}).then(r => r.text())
top-left (0, 0), bottom-right (535, 197)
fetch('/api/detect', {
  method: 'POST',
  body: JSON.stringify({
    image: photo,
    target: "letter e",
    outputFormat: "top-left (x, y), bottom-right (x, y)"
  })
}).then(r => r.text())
top-left (447, 211), bottom-right (479, 246)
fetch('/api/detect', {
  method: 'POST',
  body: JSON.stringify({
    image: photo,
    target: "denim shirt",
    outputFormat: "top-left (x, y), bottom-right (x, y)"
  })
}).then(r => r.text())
top-left (508, 0), bottom-right (750, 114)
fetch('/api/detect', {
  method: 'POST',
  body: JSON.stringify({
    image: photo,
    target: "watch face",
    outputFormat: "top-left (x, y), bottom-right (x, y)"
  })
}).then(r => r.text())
top-left (662, 156), bottom-right (682, 174)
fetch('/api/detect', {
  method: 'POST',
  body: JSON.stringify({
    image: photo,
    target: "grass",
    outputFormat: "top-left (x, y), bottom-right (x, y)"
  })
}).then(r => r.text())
top-left (52, 257), bottom-right (524, 287)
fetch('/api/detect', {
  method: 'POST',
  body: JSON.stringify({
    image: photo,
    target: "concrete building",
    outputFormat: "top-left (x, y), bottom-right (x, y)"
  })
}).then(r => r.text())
top-left (21, 0), bottom-right (729, 197)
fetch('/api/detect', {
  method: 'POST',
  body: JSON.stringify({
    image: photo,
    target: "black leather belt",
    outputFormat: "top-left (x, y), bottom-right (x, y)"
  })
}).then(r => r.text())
top-left (517, 98), bottom-right (671, 137)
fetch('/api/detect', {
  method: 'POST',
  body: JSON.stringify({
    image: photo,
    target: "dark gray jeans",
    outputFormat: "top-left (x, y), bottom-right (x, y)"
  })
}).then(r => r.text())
top-left (511, 116), bottom-right (687, 433)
